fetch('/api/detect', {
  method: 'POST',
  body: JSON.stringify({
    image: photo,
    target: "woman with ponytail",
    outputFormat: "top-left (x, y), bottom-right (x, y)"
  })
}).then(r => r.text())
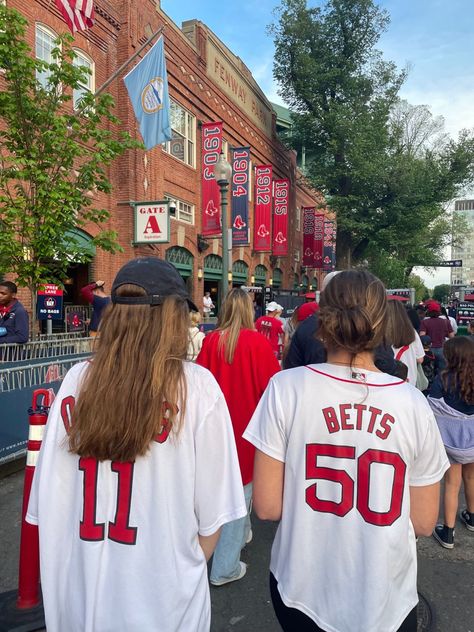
top-left (244, 270), bottom-right (449, 632)
top-left (26, 257), bottom-right (246, 632)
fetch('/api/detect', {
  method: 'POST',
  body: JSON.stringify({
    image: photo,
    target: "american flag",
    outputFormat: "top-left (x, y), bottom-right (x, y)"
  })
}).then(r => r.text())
top-left (55, 0), bottom-right (95, 34)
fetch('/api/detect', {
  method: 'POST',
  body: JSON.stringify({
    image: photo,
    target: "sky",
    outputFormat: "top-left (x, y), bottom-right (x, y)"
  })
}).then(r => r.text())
top-left (161, 0), bottom-right (474, 289)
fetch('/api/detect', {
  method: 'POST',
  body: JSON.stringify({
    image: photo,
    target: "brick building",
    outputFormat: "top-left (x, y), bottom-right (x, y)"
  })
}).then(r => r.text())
top-left (7, 0), bottom-right (326, 317)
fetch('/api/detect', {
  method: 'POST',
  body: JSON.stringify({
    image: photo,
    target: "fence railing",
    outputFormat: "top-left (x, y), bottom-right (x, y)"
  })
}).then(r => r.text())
top-left (0, 337), bottom-right (94, 364)
top-left (0, 356), bottom-right (90, 393)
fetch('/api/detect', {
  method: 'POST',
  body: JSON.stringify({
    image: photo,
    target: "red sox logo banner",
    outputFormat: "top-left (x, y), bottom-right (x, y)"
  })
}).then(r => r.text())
top-left (302, 207), bottom-right (316, 266)
top-left (201, 122), bottom-right (223, 236)
top-left (231, 147), bottom-right (250, 245)
top-left (272, 179), bottom-right (289, 256)
top-left (313, 213), bottom-right (325, 268)
top-left (323, 219), bottom-right (336, 270)
top-left (253, 164), bottom-right (273, 251)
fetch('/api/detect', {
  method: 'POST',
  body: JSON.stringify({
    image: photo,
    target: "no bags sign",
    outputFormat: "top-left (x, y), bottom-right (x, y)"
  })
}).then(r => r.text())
top-left (132, 200), bottom-right (170, 244)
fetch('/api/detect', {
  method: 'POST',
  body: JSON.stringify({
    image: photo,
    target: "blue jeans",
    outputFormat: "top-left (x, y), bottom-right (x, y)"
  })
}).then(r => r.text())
top-left (433, 346), bottom-right (446, 372)
top-left (210, 483), bottom-right (252, 582)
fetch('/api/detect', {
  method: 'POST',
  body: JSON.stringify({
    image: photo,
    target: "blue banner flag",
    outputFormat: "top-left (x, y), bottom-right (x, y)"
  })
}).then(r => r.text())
top-left (123, 36), bottom-right (172, 150)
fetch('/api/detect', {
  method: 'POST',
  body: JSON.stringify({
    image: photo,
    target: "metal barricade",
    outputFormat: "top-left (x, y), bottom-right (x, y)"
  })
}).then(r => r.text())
top-left (0, 337), bottom-right (94, 363)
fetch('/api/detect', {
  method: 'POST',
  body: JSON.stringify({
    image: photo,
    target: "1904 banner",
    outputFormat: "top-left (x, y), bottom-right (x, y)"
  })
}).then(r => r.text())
top-left (253, 165), bottom-right (272, 251)
top-left (272, 179), bottom-right (289, 256)
top-left (323, 219), bottom-right (336, 270)
top-left (231, 147), bottom-right (250, 245)
top-left (313, 214), bottom-right (325, 268)
top-left (201, 122), bottom-right (223, 236)
top-left (302, 207), bottom-right (315, 266)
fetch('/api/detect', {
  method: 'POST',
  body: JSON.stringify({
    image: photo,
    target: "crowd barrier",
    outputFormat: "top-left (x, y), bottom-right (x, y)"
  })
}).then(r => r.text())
top-left (0, 356), bottom-right (91, 467)
top-left (0, 337), bottom-right (93, 364)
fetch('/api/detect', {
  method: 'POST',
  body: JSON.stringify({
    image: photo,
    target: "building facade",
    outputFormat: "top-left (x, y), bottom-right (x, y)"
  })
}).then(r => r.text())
top-left (6, 0), bottom-right (326, 317)
top-left (451, 199), bottom-right (474, 289)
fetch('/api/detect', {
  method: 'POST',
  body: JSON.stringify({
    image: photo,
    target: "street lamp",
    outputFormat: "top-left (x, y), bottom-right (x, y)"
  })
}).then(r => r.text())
top-left (215, 152), bottom-right (232, 302)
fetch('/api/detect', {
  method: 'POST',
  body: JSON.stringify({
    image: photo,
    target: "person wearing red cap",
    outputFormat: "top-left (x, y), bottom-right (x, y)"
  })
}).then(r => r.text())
top-left (420, 300), bottom-right (454, 372)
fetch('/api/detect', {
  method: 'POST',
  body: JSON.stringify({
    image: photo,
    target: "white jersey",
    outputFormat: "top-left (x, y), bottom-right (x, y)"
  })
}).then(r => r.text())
top-left (244, 363), bottom-right (449, 632)
top-left (27, 361), bottom-right (247, 632)
top-left (392, 330), bottom-right (425, 386)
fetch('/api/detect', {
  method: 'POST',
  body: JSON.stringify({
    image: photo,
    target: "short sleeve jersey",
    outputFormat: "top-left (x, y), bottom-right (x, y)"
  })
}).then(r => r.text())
top-left (27, 361), bottom-right (247, 632)
top-left (255, 315), bottom-right (284, 356)
top-left (244, 363), bottom-right (449, 632)
top-left (392, 331), bottom-right (425, 385)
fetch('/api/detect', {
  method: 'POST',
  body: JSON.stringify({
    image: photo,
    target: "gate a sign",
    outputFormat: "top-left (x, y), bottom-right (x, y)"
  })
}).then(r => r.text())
top-left (133, 200), bottom-right (170, 244)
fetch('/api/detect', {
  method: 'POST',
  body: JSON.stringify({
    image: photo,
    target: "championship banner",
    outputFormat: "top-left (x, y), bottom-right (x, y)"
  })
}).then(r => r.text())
top-left (302, 207), bottom-right (315, 266)
top-left (313, 213), bottom-right (325, 268)
top-left (253, 165), bottom-right (273, 251)
top-left (201, 122), bottom-right (223, 236)
top-left (272, 179), bottom-right (289, 256)
top-left (231, 147), bottom-right (250, 245)
top-left (323, 219), bottom-right (336, 270)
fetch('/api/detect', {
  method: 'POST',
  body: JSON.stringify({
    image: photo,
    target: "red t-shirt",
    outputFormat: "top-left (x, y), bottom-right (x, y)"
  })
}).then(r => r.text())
top-left (420, 317), bottom-right (452, 348)
top-left (255, 315), bottom-right (284, 356)
top-left (196, 328), bottom-right (280, 485)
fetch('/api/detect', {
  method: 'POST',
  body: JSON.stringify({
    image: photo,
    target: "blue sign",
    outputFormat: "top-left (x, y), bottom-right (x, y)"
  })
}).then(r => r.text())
top-left (37, 293), bottom-right (63, 320)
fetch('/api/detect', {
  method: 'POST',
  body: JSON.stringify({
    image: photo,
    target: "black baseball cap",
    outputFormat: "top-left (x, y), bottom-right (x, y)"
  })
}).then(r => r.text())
top-left (111, 257), bottom-right (198, 311)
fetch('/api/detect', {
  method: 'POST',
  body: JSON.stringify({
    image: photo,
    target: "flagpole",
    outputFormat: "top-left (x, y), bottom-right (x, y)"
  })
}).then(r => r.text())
top-left (94, 25), bottom-right (166, 97)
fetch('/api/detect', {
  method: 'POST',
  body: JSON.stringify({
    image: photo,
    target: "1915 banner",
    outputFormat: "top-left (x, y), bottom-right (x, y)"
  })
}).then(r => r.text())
top-left (302, 207), bottom-right (315, 266)
top-left (313, 214), bottom-right (325, 268)
top-left (231, 147), bottom-right (250, 245)
top-left (272, 179), bottom-right (289, 256)
top-left (201, 122), bottom-right (223, 236)
top-left (253, 165), bottom-right (272, 251)
top-left (323, 219), bottom-right (336, 270)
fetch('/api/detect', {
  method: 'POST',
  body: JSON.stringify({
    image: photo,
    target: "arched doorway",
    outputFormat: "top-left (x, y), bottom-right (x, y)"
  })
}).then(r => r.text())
top-left (204, 254), bottom-right (222, 314)
top-left (293, 273), bottom-right (300, 291)
top-left (302, 274), bottom-right (309, 292)
top-left (254, 264), bottom-right (267, 287)
top-left (232, 260), bottom-right (248, 287)
top-left (166, 246), bottom-right (194, 295)
top-left (272, 268), bottom-right (283, 291)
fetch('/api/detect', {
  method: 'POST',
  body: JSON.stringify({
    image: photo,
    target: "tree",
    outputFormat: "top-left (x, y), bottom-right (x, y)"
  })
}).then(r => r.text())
top-left (0, 6), bottom-right (138, 333)
top-left (432, 284), bottom-right (451, 304)
top-left (271, 1), bottom-right (474, 271)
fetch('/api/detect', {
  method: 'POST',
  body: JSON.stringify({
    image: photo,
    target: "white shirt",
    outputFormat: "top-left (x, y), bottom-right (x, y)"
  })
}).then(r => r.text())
top-left (202, 296), bottom-right (214, 313)
top-left (440, 314), bottom-right (458, 335)
top-left (244, 363), bottom-right (449, 632)
top-left (392, 330), bottom-right (425, 385)
top-left (27, 361), bottom-right (246, 632)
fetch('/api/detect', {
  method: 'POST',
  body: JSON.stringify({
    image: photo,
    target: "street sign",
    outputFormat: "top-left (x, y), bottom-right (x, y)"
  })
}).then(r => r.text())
top-left (437, 260), bottom-right (463, 267)
top-left (457, 302), bottom-right (474, 326)
top-left (132, 200), bottom-right (170, 244)
top-left (37, 284), bottom-right (63, 320)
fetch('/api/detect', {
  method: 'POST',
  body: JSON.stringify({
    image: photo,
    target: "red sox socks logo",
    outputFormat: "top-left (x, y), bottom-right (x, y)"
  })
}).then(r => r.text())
top-left (257, 224), bottom-right (270, 238)
top-left (233, 215), bottom-right (246, 229)
top-left (274, 231), bottom-right (286, 244)
top-left (324, 255), bottom-right (331, 264)
top-left (205, 200), bottom-right (219, 217)
top-left (304, 247), bottom-right (313, 257)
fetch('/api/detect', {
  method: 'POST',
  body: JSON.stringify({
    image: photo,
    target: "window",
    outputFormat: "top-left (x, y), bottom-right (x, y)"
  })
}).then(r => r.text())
top-left (35, 24), bottom-right (57, 88)
top-left (165, 195), bottom-right (195, 225)
top-left (163, 100), bottom-right (196, 167)
top-left (73, 50), bottom-right (94, 109)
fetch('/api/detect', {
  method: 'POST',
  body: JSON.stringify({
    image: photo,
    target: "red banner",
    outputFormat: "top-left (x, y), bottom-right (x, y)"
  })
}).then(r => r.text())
top-left (313, 213), bottom-right (325, 268)
top-left (302, 207), bottom-right (315, 266)
top-left (272, 179), bottom-right (289, 256)
top-left (201, 122), bottom-right (223, 236)
top-left (253, 165), bottom-right (273, 251)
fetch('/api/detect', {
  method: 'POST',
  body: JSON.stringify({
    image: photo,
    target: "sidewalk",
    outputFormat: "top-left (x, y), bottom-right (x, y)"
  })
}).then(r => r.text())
top-left (1, 470), bottom-right (473, 631)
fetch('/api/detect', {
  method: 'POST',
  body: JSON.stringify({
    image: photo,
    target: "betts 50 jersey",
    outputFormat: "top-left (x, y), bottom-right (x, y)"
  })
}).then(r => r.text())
top-left (27, 361), bottom-right (246, 632)
top-left (244, 363), bottom-right (449, 632)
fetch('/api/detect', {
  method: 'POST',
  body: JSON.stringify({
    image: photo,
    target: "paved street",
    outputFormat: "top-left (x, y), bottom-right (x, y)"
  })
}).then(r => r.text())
top-left (1, 469), bottom-right (473, 632)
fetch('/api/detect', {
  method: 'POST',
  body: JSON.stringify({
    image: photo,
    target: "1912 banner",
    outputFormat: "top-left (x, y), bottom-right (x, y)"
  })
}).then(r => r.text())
top-left (201, 122), bottom-right (223, 236)
top-left (302, 207), bottom-right (315, 266)
top-left (323, 219), bottom-right (336, 270)
top-left (313, 213), bottom-right (325, 268)
top-left (231, 147), bottom-right (250, 245)
top-left (272, 179), bottom-right (289, 256)
top-left (253, 165), bottom-right (273, 251)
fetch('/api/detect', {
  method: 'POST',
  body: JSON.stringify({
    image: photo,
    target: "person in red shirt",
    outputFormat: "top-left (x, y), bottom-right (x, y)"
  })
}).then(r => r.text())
top-left (197, 288), bottom-right (280, 586)
top-left (420, 300), bottom-right (454, 372)
top-left (255, 301), bottom-right (284, 359)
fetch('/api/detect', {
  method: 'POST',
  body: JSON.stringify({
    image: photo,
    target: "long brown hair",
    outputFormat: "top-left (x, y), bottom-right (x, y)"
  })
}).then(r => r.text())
top-left (69, 284), bottom-right (189, 461)
top-left (441, 337), bottom-right (474, 404)
top-left (216, 288), bottom-right (255, 363)
top-left (317, 270), bottom-right (387, 354)
top-left (385, 300), bottom-right (416, 348)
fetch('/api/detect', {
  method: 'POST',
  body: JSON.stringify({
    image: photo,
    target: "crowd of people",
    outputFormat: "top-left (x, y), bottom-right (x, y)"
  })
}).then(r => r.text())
top-left (20, 258), bottom-right (474, 631)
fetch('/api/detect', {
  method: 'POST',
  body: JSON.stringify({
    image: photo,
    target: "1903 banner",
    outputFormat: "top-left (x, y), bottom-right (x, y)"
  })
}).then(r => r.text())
top-left (201, 122), bottom-right (223, 236)
top-left (272, 179), bottom-right (289, 256)
top-left (253, 165), bottom-right (273, 251)
top-left (302, 207), bottom-right (315, 266)
top-left (231, 147), bottom-right (250, 245)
